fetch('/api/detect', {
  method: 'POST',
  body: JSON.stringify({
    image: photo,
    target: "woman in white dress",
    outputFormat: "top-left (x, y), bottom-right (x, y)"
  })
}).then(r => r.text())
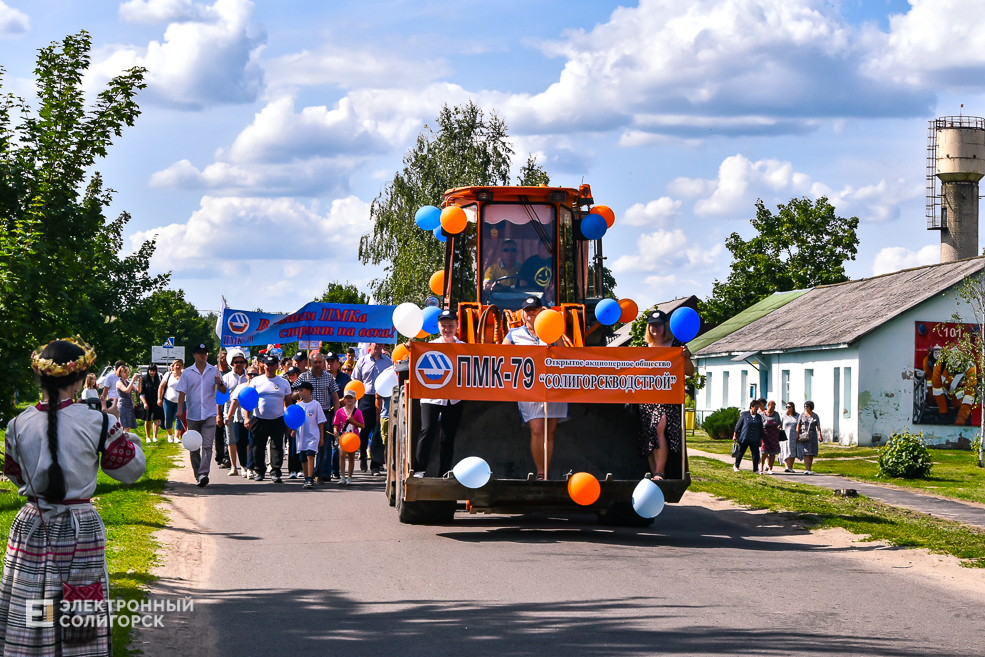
top-left (502, 295), bottom-right (568, 480)
top-left (779, 402), bottom-right (799, 472)
top-left (0, 338), bottom-right (146, 656)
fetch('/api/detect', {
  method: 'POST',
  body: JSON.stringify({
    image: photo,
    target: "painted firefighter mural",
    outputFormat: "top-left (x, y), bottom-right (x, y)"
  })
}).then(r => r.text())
top-left (914, 322), bottom-right (982, 426)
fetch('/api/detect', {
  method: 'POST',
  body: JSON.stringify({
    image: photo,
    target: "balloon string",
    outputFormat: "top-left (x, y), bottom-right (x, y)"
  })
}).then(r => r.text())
top-left (543, 401), bottom-right (548, 479)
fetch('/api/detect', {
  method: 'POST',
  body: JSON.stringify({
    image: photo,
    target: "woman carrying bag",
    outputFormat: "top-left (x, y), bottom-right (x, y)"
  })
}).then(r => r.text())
top-left (796, 400), bottom-right (823, 475)
top-left (731, 399), bottom-right (764, 474)
top-left (0, 338), bottom-right (146, 655)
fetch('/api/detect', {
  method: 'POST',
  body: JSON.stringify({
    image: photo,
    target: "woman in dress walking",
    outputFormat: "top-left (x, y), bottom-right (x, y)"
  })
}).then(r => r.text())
top-left (759, 400), bottom-right (782, 474)
top-left (779, 402), bottom-right (799, 472)
top-left (140, 363), bottom-right (164, 442)
top-left (0, 338), bottom-right (145, 655)
top-left (796, 401), bottom-right (823, 475)
top-left (637, 310), bottom-right (694, 481)
top-left (115, 364), bottom-right (139, 432)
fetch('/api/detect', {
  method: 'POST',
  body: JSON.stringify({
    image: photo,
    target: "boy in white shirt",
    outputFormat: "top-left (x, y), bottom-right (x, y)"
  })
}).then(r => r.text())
top-left (294, 382), bottom-right (326, 489)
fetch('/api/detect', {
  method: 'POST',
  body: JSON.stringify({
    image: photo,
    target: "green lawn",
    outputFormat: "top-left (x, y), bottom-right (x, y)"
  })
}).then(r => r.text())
top-left (689, 456), bottom-right (985, 567)
top-left (686, 430), bottom-right (882, 458)
top-left (0, 420), bottom-right (179, 655)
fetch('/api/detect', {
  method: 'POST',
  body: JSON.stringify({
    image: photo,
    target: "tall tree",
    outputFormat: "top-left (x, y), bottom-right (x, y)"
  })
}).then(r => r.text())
top-left (358, 102), bottom-right (514, 305)
top-left (115, 289), bottom-right (217, 365)
top-left (315, 281), bottom-right (370, 355)
top-left (0, 32), bottom-right (165, 422)
top-left (517, 154), bottom-right (550, 186)
top-left (699, 196), bottom-right (859, 327)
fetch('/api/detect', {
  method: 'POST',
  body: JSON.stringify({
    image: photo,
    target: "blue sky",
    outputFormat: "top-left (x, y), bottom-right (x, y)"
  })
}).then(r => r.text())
top-left (1, 0), bottom-right (981, 314)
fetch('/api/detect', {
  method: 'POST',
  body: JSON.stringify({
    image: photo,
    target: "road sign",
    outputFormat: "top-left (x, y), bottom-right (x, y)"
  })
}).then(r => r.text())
top-left (298, 340), bottom-right (322, 351)
top-left (163, 337), bottom-right (175, 348)
top-left (151, 345), bottom-right (185, 364)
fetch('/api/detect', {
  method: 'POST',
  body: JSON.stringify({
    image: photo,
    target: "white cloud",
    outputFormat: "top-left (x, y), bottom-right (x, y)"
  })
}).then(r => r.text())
top-left (119, 0), bottom-right (211, 23)
top-left (612, 229), bottom-right (722, 272)
top-left (622, 197), bottom-right (682, 227)
top-left (89, 0), bottom-right (264, 108)
top-left (811, 177), bottom-right (922, 223)
top-left (0, 1), bottom-right (28, 36)
top-left (872, 245), bottom-right (939, 276)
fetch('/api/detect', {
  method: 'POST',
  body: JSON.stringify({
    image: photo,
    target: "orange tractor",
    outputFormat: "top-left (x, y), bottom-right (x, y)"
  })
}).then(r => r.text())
top-left (385, 184), bottom-right (692, 524)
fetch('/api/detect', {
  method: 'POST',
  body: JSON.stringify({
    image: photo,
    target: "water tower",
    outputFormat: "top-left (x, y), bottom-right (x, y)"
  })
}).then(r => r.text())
top-left (927, 116), bottom-right (985, 262)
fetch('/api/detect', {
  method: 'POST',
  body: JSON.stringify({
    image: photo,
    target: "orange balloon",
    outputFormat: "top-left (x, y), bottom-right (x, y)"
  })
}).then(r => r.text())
top-left (591, 205), bottom-right (615, 228)
top-left (392, 344), bottom-right (410, 362)
top-left (344, 380), bottom-right (365, 400)
top-left (415, 329), bottom-right (429, 339)
top-left (429, 270), bottom-right (445, 295)
top-left (618, 299), bottom-right (639, 324)
top-left (568, 472), bottom-right (601, 506)
top-left (533, 309), bottom-right (564, 345)
top-left (340, 432), bottom-right (361, 453)
top-left (440, 206), bottom-right (468, 234)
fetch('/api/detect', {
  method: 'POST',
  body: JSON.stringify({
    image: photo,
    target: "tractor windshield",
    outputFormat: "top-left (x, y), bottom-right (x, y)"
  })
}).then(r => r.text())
top-left (480, 203), bottom-right (556, 311)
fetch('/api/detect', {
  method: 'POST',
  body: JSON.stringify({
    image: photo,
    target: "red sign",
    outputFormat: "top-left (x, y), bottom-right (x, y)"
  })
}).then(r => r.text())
top-left (409, 343), bottom-right (686, 404)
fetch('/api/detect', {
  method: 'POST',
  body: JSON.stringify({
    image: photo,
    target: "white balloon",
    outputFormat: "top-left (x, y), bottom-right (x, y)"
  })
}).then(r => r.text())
top-left (374, 367), bottom-right (399, 398)
top-left (632, 478), bottom-right (666, 518)
top-left (453, 456), bottom-right (492, 489)
top-left (392, 302), bottom-right (424, 338)
top-left (182, 429), bottom-right (203, 452)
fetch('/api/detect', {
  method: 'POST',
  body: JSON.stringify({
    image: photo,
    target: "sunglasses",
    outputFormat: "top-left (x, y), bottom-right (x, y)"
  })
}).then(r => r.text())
top-left (503, 248), bottom-right (517, 253)
top-left (247, 373), bottom-right (257, 377)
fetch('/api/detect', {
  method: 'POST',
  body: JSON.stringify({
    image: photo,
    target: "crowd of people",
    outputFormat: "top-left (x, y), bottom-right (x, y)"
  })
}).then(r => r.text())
top-left (731, 397), bottom-right (823, 475)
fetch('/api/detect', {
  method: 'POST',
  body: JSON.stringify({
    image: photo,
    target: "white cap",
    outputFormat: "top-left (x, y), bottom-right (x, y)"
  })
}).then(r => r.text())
top-left (226, 348), bottom-right (247, 366)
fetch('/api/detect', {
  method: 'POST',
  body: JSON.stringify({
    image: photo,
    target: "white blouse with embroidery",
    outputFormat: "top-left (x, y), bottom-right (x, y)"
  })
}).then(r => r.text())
top-left (5, 401), bottom-right (146, 507)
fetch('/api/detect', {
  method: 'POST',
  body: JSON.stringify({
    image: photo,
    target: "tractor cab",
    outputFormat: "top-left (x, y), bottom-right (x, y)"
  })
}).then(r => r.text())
top-left (437, 185), bottom-right (608, 346)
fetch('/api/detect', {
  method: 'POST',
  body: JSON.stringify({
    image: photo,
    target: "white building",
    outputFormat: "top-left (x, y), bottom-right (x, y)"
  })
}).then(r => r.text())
top-left (691, 258), bottom-right (985, 447)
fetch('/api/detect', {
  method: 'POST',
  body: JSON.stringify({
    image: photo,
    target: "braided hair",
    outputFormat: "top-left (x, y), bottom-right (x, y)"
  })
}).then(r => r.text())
top-left (36, 340), bottom-right (89, 503)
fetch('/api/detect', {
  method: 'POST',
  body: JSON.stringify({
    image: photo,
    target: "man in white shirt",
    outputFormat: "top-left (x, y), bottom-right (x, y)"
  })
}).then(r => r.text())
top-left (176, 343), bottom-right (227, 487)
top-left (228, 353), bottom-right (294, 483)
top-left (100, 360), bottom-right (125, 407)
top-left (221, 348), bottom-right (250, 476)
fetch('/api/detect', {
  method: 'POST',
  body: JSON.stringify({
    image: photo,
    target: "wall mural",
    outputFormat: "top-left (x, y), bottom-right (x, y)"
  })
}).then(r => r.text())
top-left (914, 321), bottom-right (981, 426)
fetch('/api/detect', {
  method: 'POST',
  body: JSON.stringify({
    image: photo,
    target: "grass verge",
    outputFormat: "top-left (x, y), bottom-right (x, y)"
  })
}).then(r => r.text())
top-left (689, 456), bottom-right (985, 567)
top-left (686, 430), bottom-right (881, 458)
top-left (0, 421), bottom-right (180, 655)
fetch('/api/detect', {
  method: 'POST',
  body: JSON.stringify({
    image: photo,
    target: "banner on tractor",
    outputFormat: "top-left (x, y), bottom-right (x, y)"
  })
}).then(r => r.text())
top-left (409, 343), bottom-right (686, 404)
top-left (219, 301), bottom-right (398, 348)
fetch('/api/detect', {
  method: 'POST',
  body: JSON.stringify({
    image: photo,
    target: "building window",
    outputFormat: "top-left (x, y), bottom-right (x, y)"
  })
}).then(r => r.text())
top-left (740, 370), bottom-right (748, 407)
top-left (705, 372), bottom-right (713, 408)
top-left (805, 369), bottom-right (813, 401)
top-left (781, 370), bottom-right (790, 405)
top-left (723, 371), bottom-right (729, 407)
top-left (843, 366), bottom-right (852, 419)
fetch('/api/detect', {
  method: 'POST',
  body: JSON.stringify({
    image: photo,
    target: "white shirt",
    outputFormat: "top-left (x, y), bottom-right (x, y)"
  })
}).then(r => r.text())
top-left (422, 336), bottom-right (462, 407)
top-left (249, 375), bottom-right (291, 420)
top-left (174, 362), bottom-right (222, 421)
top-left (81, 388), bottom-right (100, 401)
top-left (352, 353), bottom-right (393, 396)
top-left (163, 371), bottom-right (182, 403)
top-left (103, 372), bottom-right (120, 399)
top-left (223, 371), bottom-right (249, 423)
top-left (505, 326), bottom-right (547, 346)
top-left (294, 399), bottom-right (326, 452)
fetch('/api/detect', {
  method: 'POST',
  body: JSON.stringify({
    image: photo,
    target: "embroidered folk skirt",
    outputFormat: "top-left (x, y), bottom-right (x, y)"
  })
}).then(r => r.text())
top-left (0, 503), bottom-right (111, 656)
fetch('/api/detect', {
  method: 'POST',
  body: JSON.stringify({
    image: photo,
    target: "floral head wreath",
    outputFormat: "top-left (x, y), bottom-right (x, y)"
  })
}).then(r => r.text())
top-left (31, 336), bottom-right (98, 378)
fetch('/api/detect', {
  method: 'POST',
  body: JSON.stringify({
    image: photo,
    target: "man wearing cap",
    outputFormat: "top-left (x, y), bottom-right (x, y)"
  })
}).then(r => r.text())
top-left (293, 350), bottom-right (309, 375)
top-left (351, 343), bottom-right (392, 475)
top-left (414, 310), bottom-right (464, 478)
top-left (503, 296), bottom-right (568, 480)
top-left (221, 348), bottom-right (250, 476)
top-left (175, 343), bottom-right (228, 487)
top-left (297, 352), bottom-right (340, 483)
top-left (227, 353), bottom-right (294, 483)
top-left (325, 352), bottom-right (351, 480)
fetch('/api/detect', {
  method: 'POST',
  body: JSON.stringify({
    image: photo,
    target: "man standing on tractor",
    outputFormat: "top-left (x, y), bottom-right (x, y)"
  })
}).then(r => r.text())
top-left (502, 296), bottom-right (568, 480)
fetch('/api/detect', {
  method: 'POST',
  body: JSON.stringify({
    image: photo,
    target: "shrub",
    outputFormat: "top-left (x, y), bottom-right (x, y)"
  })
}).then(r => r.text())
top-left (702, 407), bottom-right (741, 439)
top-left (878, 430), bottom-right (933, 479)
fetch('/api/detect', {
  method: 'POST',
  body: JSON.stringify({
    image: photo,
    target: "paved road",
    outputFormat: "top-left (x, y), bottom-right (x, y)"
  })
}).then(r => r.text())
top-left (139, 465), bottom-right (985, 657)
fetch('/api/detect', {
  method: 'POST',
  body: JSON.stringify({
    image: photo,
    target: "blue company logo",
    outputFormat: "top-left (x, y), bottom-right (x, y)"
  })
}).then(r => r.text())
top-left (415, 351), bottom-right (454, 389)
top-left (228, 312), bottom-right (250, 335)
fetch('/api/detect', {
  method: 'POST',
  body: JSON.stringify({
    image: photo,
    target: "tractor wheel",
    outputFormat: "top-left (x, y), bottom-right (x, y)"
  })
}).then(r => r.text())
top-left (395, 393), bottom-right (455, 525)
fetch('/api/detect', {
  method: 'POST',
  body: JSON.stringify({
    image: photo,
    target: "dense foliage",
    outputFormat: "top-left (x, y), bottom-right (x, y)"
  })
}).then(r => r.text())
top-left (315, 281), bottom-right (370, 355)
top-left (702, 407), bottom-right (741, 440)
top-left (358, 102), bottom-right (549, 306)
top-left (698, 196), bottom-right (859, 327)
top-left (0, 32), bottom-right (166, 423)
top-left (878, 430), bottom-right (934, 479)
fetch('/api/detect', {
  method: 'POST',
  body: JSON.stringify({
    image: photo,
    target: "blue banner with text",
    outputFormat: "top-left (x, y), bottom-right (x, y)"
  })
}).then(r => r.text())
top-left (220, 302), bottom-right (398, 347)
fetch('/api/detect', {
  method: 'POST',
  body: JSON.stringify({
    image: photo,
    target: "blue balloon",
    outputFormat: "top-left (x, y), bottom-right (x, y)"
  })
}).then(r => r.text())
top-left (422, 305), bottom-right (441, 334)
top-left (632, 478), bottom-right (666, 518)
top-left (581, 213), bottom-right (607, 240)
top-left (669, 306), bottom-right (700, 343)
top-left (216, 389), bottom-right (230, 405)
top-left (284, 404), bottom-right (305, 431)
top-left (595, 298), bottom-right (621, 325)
top-left (238, 386), bottom-right (259, 412)
top-left (434, 226), bottom-right (447, 242)
top-left (415, 205), bottom-right (442, 231)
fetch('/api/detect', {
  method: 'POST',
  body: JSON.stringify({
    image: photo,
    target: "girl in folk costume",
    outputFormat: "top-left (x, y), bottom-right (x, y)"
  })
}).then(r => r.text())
top-left (0, 338), bottom-right (146, 656)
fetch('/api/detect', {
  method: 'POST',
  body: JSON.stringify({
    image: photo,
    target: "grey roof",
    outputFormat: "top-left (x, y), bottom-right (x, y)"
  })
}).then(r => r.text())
top-left (695, 257), bottom-right (985, 357)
